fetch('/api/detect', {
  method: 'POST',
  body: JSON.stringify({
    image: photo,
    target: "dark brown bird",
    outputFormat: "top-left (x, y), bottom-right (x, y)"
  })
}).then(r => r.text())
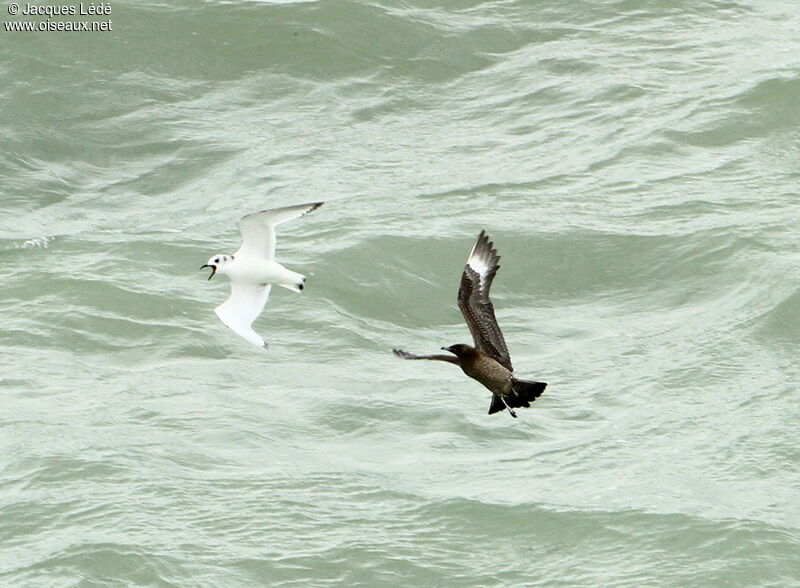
top-left (393, 231), bottom-right (547, 418)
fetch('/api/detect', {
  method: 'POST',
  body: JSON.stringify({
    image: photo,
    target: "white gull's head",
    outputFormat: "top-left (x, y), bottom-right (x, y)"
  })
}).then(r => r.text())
top-left (200, 254), bottom-right (234, 280)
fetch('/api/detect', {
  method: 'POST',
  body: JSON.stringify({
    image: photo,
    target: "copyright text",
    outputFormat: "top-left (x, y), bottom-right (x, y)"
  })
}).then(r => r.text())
top-left (5, 2), bottom-right (112, 32)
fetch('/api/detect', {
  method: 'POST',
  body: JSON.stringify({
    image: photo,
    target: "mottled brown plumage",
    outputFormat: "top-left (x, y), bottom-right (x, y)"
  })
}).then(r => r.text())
top-left (457, 231), bottom-right (512, 371)
top-left (393, 231), bottom-right (547, 418)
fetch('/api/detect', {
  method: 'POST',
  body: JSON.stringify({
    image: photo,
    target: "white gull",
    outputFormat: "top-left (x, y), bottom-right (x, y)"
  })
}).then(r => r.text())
top-left (201, 201), bottom-right (323, 348)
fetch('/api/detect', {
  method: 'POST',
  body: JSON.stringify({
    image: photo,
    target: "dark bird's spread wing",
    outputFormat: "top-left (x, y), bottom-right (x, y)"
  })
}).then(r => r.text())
top-left (457, 231), bottom-right (513, 371)
top-left (392, 349), bottom-right (458, 364)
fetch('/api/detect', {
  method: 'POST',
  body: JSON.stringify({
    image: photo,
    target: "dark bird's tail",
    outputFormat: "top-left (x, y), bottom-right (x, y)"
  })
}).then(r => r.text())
top-left (511, 378), bottom-right (547, 406)
top-left (488, 379), bottom-right (547, 416)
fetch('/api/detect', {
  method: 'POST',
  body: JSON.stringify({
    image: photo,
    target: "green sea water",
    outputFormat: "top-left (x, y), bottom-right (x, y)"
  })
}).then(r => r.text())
top-left (2, 1), bottom-right (800, 586)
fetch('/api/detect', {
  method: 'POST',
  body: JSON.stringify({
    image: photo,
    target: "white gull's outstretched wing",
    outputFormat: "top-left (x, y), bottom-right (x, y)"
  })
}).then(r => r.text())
top-left (214, 283), bottom-right (272, 348)
top-left (235, 202), bottom-right (323, 261)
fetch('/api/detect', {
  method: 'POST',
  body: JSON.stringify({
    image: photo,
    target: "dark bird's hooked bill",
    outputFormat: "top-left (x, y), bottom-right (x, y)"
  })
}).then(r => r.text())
top-left (393, 231), bottom-right (547, 418)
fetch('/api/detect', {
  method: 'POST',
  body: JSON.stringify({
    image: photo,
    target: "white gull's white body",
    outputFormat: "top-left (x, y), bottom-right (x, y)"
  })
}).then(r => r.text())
top-left (203, 201), bottom-right (323, 348)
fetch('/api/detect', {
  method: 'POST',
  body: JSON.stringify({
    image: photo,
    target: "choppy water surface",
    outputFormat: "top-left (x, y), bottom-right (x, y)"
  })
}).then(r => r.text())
top-left (2, 0), bottom-right (800, 585)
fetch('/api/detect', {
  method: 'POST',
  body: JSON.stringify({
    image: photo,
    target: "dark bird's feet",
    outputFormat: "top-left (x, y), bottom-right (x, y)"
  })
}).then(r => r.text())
top-left (500, 395), bottom-right (518, 418)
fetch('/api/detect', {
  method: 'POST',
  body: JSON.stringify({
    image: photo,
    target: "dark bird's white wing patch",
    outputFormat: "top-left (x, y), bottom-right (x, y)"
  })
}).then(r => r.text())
top-left (457, 230), bottom-right (513, 371)
top-left (236, 201), bottom-right (323, 261)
